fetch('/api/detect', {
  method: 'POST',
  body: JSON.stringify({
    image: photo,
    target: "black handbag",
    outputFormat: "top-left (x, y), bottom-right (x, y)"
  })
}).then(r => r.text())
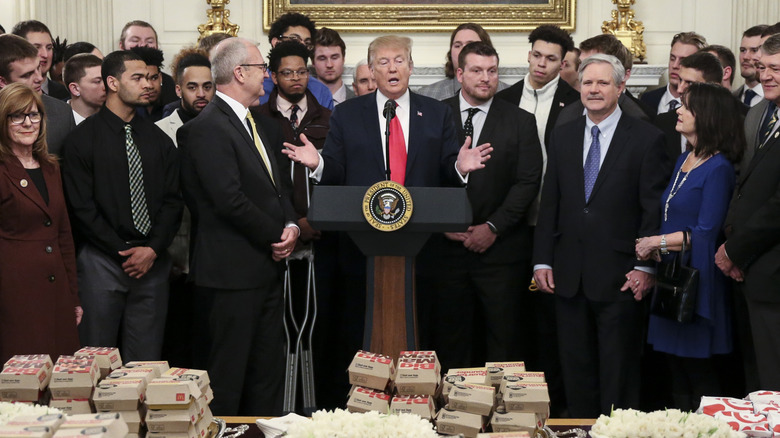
top-left (651, 231), bottom-right (699, 323)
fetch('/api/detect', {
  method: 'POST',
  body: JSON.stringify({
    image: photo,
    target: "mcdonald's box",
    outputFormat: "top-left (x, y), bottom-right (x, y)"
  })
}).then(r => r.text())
top-left (49, 357), bottom-right (99, 400)
top-left (389, 395), bottom-right (435, 420)
top-left (347, 351), bottom-right (394, 392)
top-left (73, 349), bottom-right (121, 380)
top-left (0, 360), bottom-right (51, 402)
top-left (346, 386), bottom-right (391, 414)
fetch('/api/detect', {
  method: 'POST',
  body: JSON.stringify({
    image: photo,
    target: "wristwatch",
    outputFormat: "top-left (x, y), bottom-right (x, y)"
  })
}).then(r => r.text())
top-left (486, 221), bottom-right (498, 235)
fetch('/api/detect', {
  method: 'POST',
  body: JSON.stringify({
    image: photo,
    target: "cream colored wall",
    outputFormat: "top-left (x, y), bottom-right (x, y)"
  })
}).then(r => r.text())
top-left (1, 0), bottom-right (777, 88)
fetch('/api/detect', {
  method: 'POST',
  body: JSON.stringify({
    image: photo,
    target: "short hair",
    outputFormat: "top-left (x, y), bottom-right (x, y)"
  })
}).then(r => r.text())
top-left (528, 24), bottom-right (574, 59)
top-left (457, 41), bottom-right (499, 71)
top-left (671, 32), bottom-right (707, 49)
top-left (681, 82), bottom-right (745, 163)
top-left (63, 42), bottom-right (98, 63)
top-left (680, 52), bottom-right (723, 84)
top-left (762, 22), bottom-right (780, 38)
top-left (210, 38), bottom-right (252, 85)
top-left (102, 50), bottom-right (144, 90)
top-left (368, 35), bottom-right (413, 68)
top-left (11, 20), bottom-right (52, 40)
top-left (579, 34), bottom-right (632, 71)
top-left (130, 46), bottom-right (163, 70)
top-left (0, 83), bottom-right (52, 164)
top-left (268, 40), bottom-right (310, 73)
top-left (314, 27), bottom-right (345, 57)
top-left (444, 23), bottom-right (493, 79)
top-left (63, 53), bottom-right (102, 87)
top-left (0, 34), bottom-right (38, 80)
top-left (171, 49), bottom-right (210, 85)
top-left (268, 12), bottom-right (316, 45)
top-left (743, 25), bottom-right (769, 38)
top-left (119, 20), bottom-right (157, 47)
top-left (762, 33), bottom-right (780, 57)
top-left (578, 53), bottom-right (625, 87)
top-left (198, 33), bottom-right (232, 55)
top-left (703, 45), bottom-right (735, 77)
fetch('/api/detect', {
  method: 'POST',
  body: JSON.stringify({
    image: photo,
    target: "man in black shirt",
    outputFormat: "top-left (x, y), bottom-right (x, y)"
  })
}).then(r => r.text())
top-left (61, 50), bottom-right (183, 362)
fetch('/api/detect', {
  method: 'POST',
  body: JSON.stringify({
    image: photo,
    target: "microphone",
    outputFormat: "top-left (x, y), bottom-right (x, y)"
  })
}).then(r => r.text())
top-left (383, 99), bottom-right (396, 120)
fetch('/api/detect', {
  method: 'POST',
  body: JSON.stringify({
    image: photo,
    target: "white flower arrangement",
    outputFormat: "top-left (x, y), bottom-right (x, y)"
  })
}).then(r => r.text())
top-left (0, 401), bottom-right (61, 426)
top-left (590, 408), bottom-right (746, 438)
top-left (283, 409), bottom-right (438, 438)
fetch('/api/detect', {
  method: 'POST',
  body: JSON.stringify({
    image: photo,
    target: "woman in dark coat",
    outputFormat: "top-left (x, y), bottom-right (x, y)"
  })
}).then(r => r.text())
top-left (0, 83), bottom-right (81, 363)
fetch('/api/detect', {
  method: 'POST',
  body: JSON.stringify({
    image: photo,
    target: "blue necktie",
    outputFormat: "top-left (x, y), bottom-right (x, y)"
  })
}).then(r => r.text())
top-left (744, 89), bottom-right (757, 106)
top-left (584, 125), bottom-right (601, 202)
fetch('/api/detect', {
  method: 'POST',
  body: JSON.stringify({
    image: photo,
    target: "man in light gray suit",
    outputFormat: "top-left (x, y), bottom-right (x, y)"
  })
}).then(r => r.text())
top-left (0, 34), bottom-right (75, 156)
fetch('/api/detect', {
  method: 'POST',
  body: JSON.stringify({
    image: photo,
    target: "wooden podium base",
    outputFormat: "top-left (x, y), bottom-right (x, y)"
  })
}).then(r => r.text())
top-left (364, 255), bottom-right (418, 359)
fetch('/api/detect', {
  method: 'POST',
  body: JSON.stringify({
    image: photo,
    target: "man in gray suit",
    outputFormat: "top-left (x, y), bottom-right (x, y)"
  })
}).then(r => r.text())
top-left (0, 34), bottom-right (75, 156)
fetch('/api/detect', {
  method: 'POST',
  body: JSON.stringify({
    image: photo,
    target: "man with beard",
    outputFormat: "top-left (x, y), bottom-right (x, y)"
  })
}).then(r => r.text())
top-left (64, 54), bottom-right (106, 124)
top-left (61, 50), bottom-right (183, 362)
top-left (130, 46), bottom-right (165, 122)
top-left (156, 49), bottom-right (214, 143)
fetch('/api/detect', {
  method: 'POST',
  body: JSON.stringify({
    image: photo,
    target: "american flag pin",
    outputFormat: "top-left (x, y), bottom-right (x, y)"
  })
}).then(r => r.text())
top-left (417, 111), bottom-right (423, 116)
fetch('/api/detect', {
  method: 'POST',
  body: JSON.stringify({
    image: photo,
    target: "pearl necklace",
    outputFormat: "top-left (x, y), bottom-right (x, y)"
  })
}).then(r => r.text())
top-left (664, 153), bottom-right (704, 222)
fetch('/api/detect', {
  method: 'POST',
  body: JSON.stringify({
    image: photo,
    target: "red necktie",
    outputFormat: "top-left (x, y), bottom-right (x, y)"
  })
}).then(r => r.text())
top-left (389, 105), bottom-right (406, 185)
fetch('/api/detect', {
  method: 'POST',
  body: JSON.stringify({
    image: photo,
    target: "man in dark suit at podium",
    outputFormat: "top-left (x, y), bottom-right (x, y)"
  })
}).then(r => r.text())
top-left (426, 42), bottom-right (542, 370)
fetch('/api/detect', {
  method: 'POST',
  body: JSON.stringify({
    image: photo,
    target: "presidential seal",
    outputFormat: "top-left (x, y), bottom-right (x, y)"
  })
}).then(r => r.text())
top-left (362, 180), bottom-right (413, 232)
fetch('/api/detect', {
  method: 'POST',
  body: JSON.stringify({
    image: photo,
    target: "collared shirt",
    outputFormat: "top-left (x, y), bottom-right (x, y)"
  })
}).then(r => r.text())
top-left (41, 77), bottom-right (50, 95)
top-left (657, 85), bottom-right (680, 115)
top-left (583, 106), bottom-right (622, 167)
top-left (60, 104), bottom-right (182, 260)
top-left (458, 92), bottom-right (491, 144)
top-left (72, 108), bottom-right (86, 126)
top-left (418, 76), bottom-right (510, 101)
top-left (375, 89), bottom-right (411, 156)
top-left (740, 83), bottom-right (764, 107)
top-left (519, 73), bottom-right (559, 150)
top-left (259, 75), bottom-right (334, 110)
top-left (276, 93), bottom-right (308, 122)
top-left (332, 83), bottom-right (348, 105)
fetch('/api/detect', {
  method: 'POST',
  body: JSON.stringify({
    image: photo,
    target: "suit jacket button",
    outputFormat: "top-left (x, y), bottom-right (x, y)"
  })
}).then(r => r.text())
top-left (45, 246), bottom-right (53, 254)
top-left (583, 208), bottom-right (589, 214)
top-left (44, 220), bottom-right (52, 227)
top-left (48, 275), bottom-right (55, 282)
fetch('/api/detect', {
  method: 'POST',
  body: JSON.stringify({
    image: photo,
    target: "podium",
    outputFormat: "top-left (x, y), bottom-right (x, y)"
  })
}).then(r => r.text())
top-left (308, 186), bottom-right (472, 358)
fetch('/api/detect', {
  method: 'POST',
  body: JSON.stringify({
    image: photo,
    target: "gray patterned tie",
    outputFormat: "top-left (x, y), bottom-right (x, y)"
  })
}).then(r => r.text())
top-left (584, 125), bottom-right (601, 202)
top-left (125, 124), bottom-right (151, 235)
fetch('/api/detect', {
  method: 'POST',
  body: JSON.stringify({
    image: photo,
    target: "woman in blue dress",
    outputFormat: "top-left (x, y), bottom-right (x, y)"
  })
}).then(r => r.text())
top-left (635, 83), bottom-right (745, 411)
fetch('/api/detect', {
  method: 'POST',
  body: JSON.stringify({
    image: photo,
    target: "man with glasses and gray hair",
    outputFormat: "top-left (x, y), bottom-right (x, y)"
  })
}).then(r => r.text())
top-left (178, 37), bottom-right (298, 416)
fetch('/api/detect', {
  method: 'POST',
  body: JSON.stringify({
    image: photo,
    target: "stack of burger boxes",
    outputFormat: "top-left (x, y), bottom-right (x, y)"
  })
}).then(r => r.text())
top-left (48, 356), bottom-right (100, 415)
top-left (436, 366), bottom-right (493, 438)
top-left (53, 413), bottom-right (128, 438)
top-left (0, 355), bottom-right (53, 405)
top-left (144, 368), bottom-right (213, 438)
top-left (390, 352), bottom-right (438, 420)
top-left (73, 349), bottom-right (122, 381)
top-left (346, 351), bottom-right (394, 414)
top-left (494, 370), bottom-right (548, 435)
top-left (92, 364), bottom-right (161, 437)
top-left (0, 412), bottom-right (65, 438)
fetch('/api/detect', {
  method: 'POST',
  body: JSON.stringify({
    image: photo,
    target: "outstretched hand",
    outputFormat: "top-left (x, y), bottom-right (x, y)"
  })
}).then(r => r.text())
top-left (456, 136), bottom-right (492, 175)
top-left (282, 133), bottom-right (321, 170)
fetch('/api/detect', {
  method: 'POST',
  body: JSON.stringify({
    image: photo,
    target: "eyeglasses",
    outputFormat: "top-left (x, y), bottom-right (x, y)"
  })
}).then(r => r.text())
top-left (278, 69), bottom-right (309, 79)
top-left (241, 63), bottom-right (268, 72)
top-left (8, 112), bottom-right (42, 125)
top-left (278, 34), bottom-right (313, 50)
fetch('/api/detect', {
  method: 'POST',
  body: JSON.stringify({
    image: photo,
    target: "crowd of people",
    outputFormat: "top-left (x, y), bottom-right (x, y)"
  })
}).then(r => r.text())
top-left (1, 12), bottom-right (779, 420)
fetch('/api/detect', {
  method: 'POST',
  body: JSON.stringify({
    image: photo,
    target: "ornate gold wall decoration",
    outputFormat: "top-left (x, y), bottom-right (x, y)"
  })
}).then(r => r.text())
top-left (602, 0), bottom-right (646, 62)
top-left (198, 0), bottom-right (240, 40)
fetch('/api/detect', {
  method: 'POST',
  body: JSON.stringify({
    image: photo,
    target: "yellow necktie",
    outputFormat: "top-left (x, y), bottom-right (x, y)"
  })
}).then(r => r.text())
top-left (245, 111), bottom-right (275, 184)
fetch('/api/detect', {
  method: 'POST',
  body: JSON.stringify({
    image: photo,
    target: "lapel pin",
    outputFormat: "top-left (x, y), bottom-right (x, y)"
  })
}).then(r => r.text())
top-left (20, 179), bottom-right (28, 188)
top-left (417, 111), bottom-right (423, 117)
top-left (559, 102), bottom-right (565, 107)
top-left (775, 132), bottom-right (779, 139)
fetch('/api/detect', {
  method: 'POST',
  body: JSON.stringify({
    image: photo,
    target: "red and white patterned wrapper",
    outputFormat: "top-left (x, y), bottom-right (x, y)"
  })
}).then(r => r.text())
top-left (699, 396), bottom-right (756, 416)
top-left (749, 391), bottom-right (780, 406)
top-left (713, 411), bottom-right (772, 437)
top-left (754, 401), bottom-right (780, 416)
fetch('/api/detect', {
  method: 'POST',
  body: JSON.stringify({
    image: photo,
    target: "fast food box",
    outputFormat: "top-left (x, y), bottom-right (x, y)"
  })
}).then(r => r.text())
top-left (104, 368), bottom-right (156, 385)
top-left (498, 373), bottom-right (546, 395)
top-left (698, 396), bottom-right (755, 416)
top-left (146, 413), bottom-right (210, 438)
top-left (0, 425), bottom-right (54, 438)
top-left (398, 351), bottom-right (441, 373)
top-left (390, 395), bottom-right (435, 420)
top-left (161, 369), bottom-right (210, 394)
top-left (448, 383), bottom-right (495, 416)
top-left (49, 356), bottom-right (99, 400)
top-left (117, 407), bottom-right (147, 434)
top-left (484, 362), bottom-right (525, 388)
top-left (0, 361), bottom-right (51, 402)
top-left (502, 383), bottom-right (550, 421)
top-left (767, 412), bottom-right (780, 435)
top-left (435, 408), bottom-right (483, 438)
top-left (477, 433), bottom-right (531, 438)
top-left (347, 351), bottom-right (395, 392)
top-left (145, 378), bottom-right (201, 407)
top-left (49, 399), bottom-right (93, 415)
top-left (748, 391), bottom-right (780, 406)
top-left (92, 378), bottom-right (146, 411)
top-left (74, 348), bottom-right (122, 379)
top-left (52, 428), bottom-right (115, 438)
top-left (713, 411), bottom-right (772, 437)
top-left (490, 411), bottom-right (541, 434)
top-left (146, 401), bottom-right (200, 433)
top-left (124, 361), bottom-right (169, 377)
top-left (440, 368), bottom-right (489, 403)
top-left (754, 402), bottom-right (780, 415)
top-left (58, 413), bottom-right (128, 438)
top-left (5, 414), bottom-right (65, 430)
top-left (3, 356), bottom-right (53, 372)
top-left (346, 386), bottom-right (391, 414)
top-left (394, 361), bottom-right (439, 396)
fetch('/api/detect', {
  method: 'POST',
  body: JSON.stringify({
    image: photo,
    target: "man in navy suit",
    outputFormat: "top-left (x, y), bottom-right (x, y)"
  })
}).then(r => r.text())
top-left (640, 32), bottom-right (706, 115)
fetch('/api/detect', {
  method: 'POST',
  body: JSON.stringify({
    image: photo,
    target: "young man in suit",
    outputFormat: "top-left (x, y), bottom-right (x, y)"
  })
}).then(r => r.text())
top-left (312, 27), bottom-right (353, 105)
top-left (177, 38), bottom-right (298, 416)
top-left (533, 54), bottom-right (669, 417)
top-left (64, 54), bottom-right (105, 125)
top-left (734, 25), bottom-right (768, 107)
top-left (428, 41), bottom-right (542, 371)
top-left (640, 32), bottom-right (707, 115)
top-left (0, 34), bottom-right (75, 156)
top-left (717, 33), bottom-right (780, 391)
top-left (11, 20), bottom-right (69, 100)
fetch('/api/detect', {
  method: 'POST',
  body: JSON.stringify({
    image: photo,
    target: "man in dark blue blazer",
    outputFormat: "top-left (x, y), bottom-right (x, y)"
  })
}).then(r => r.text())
top-left (640, 32), bottom-right (706, 115)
